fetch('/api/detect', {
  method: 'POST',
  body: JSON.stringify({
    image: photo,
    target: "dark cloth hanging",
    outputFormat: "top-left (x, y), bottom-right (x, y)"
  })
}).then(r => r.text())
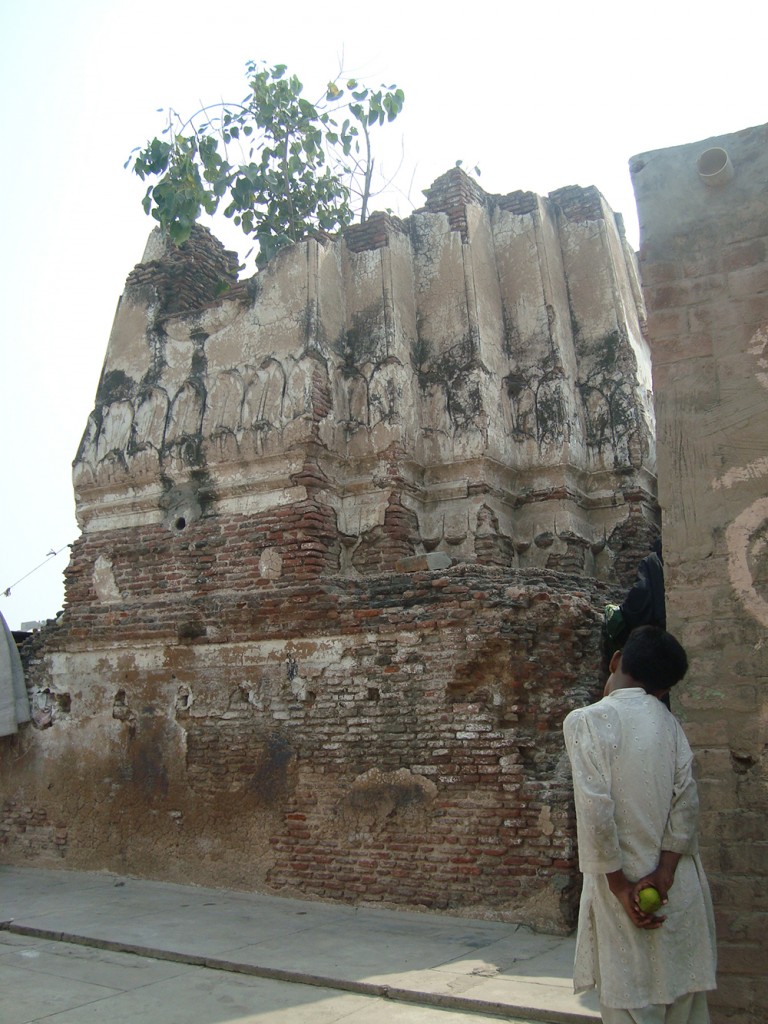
top-left (620, 550), bottom-right (666, 632)
top-left (0, 611), bottom-right (30, 736)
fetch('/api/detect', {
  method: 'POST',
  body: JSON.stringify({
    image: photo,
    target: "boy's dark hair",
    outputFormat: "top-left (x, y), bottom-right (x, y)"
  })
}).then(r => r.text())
top-left (620, 625), bottom-right (688, 693)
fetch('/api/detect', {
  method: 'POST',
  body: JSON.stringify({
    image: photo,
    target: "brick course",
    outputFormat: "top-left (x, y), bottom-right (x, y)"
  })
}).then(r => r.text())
top-left (1, 166), bottom-right (656, 939)
top-left (11, 560), bottom-right (613, 932)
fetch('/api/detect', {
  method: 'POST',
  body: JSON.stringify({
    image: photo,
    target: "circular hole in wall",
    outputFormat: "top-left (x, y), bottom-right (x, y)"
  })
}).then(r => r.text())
top-left (697, 147), bottom-right (734, 186)
top-left (175, 517), bottom-right (187, 531)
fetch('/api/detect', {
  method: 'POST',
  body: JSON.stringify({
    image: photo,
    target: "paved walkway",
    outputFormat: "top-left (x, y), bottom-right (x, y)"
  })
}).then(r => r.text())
top-left (0, 866), bottom-right (600, 1023)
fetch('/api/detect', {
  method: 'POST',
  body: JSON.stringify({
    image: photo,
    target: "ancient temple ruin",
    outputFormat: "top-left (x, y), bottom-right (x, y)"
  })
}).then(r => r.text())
top-left (2, 169), bottom-right (657, 933)
top-left (74, 170), bottom-right (655, 576)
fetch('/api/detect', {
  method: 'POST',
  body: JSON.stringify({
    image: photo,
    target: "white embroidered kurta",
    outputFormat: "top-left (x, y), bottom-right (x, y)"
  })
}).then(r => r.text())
top-left (563, 688), bottom-right (717, 1010)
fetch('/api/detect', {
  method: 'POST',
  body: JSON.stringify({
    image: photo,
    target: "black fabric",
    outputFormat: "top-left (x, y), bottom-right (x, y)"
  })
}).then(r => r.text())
top-left (604, 550), bottom-right (670, 709)
top-left (620, 553), bottom-right (666, 631)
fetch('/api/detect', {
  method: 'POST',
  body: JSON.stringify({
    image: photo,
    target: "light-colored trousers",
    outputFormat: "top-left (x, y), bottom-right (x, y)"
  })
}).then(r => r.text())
top-left (600, 991), bottom-right (709, 1024)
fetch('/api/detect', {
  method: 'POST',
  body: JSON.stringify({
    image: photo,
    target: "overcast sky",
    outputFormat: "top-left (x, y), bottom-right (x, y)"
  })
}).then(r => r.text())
top-left (0, 0), bottom-right (764, 629)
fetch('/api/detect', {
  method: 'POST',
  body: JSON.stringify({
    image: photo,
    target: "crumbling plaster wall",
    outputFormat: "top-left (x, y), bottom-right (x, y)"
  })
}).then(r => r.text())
top-left (631, 123), bottom-right (768, 1024)
top-left (72, 169), bottom-right (657, 572)
top-left (2, 169), bottom-right (657, 934)
top-left (9, 568), bottom-right (614, 932)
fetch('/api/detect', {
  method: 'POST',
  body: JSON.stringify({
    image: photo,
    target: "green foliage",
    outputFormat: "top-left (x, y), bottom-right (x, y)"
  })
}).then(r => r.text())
top-left (128, 61), bottom-right (405, 267)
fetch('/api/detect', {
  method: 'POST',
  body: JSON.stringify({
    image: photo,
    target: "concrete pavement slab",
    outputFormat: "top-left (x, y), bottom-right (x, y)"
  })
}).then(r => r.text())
top-left (0, 963), bottom-right (119, 1024)
top-left (0, 933), bottom-right (538, 1024)
top-left (438, 931), bottom-right (571, 975)
top-left (0, 932), bottom-right (195, 989)
top-left (229, 921), bottom-right (514, 977)
top-left (0, 866), bottom-right (600, 1023)
top-left (16, 968), bottom-right (535, 1024)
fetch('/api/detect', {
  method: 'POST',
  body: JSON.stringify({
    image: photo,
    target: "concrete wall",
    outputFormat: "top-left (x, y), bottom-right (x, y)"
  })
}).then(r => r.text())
top-left (1, 170), bottom-right (655, 935)
top-left (631, 123), bottom-right (768, 1024)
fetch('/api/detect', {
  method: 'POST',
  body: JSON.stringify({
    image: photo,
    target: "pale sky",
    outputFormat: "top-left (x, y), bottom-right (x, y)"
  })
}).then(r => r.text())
top-left (0, 0), bottom-right (764, 629)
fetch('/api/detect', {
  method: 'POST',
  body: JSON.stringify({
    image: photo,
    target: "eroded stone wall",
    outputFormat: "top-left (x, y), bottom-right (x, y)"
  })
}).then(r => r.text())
top-left (2, 170), bottom-right (656, 932)
top-left (7, 566), bottom-right (614, 931)
top-left (73, 169), bottom-right (657, 573)
top-left (631, 123), bottom-right (768, 1024)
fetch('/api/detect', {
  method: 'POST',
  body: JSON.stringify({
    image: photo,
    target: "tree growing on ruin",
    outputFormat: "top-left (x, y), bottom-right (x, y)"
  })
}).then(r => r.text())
top-left (128, 61), bottom-right (404, 267)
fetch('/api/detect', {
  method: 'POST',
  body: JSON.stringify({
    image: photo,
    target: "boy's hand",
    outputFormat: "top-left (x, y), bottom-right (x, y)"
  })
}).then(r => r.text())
top-left (606, 869), bottom-right (666, 929)
top-left (633, 850), bottom-right (682, 907)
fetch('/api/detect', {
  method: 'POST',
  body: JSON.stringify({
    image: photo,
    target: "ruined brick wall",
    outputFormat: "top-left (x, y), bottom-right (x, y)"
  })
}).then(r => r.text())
top-left (125, 224), bottom-right (241, 314)
top-left (2, 169), bottom-right (654, 933)
top-left (72, 168), bottom-right (658, 575)
top-left (8, 564), bottom-right (612, 932)
top-left (631, 124), bottom-right (768, 1024)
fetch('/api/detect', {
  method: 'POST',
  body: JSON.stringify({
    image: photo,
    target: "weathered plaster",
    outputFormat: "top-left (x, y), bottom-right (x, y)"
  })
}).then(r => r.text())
top-left (631, 122), bottom-right (768, 1024)
top-left (2, 170), bottom-right (660, 935)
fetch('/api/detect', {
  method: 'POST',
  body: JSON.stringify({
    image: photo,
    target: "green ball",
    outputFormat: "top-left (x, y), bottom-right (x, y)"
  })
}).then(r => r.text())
top-left (637, 886), bottom-right (662, 913)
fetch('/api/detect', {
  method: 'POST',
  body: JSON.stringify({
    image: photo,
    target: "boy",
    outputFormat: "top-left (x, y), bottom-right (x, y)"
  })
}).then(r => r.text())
top-left (563, 626), bottom-right (717, 1023)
